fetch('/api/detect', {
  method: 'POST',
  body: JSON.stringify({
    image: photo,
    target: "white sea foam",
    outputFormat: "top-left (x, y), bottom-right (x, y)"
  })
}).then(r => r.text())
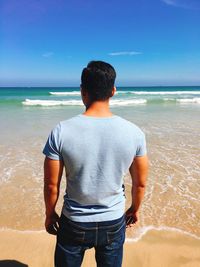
top-left (22, 99), bottom-right (83, 106)
top-left (125, 225), bottom-right (200, 243)
top-left (177, 98), bottom-right (200, 104)
top-left (49, 90), bottom-right (200, 96)
top-left (1, 226), bottom-right (199, 242)
top-left (110, 99), bottom-right (147, 106)
top-left (22, 99), bottom-right (147, 106)
top-left (163, 98), bottom-right (176, 101)
top-left (0, 168), bottom-right (12, 183)
top-left (127, 91), bottom-right (200, 95)
top-left (49, 91), bottom-right (81, 96)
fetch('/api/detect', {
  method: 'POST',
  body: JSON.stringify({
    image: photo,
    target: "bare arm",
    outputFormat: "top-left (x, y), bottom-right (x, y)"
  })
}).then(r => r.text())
top-left (44, 157), bottom-right (63, 235)
top-left (125, 155), bottom-right (148, 227)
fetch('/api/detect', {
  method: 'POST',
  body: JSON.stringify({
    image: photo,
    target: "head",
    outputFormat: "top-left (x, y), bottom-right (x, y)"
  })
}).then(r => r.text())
top-left (81, 61), bottom-right (116, 105)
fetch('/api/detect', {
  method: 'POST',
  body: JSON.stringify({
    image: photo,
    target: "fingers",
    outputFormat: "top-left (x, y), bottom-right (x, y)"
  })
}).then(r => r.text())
top-left (126, 223), bottom-right (135, 228)
top-left (55, 220), bottom-right (59, 230)
top-left (46, 222), bottom-right (59, 235)
top-left (126, 217), bottom-right (136, 227)
top-left (125, 213), bottom-right (138, 228)
top-left (126, 216), bottom-right (134, 225)
top-left (45, 214), bottom-right (60, 235)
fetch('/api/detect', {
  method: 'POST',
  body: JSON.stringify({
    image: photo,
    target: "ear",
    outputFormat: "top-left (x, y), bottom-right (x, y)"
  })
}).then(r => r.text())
top-left (111, 87), bottom-right (116, 97)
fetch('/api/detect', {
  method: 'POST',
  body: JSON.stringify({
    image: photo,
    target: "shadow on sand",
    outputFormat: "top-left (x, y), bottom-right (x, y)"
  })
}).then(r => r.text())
top-left (0, 260), bottom-right (28, 267)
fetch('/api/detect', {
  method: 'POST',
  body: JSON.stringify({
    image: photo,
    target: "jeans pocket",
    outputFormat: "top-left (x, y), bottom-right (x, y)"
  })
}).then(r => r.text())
top-left (70, 228), bottom-right (85, 243)
top-left (58, 217), bottom-right (85, 244)
top-left (107, 221), bottom-right (125, 244)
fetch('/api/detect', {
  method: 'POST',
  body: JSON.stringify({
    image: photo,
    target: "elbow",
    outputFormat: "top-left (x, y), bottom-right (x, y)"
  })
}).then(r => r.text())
top-left (44, 184), bottom-right (59, 195)
top-left (137, 183), bottom-right (146, 189)
top-left (134, 179), bottom-right (147, 189)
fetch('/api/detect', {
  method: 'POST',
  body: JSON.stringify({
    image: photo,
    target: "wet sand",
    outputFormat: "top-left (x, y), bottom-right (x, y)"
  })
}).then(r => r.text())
top-left (0, 229), bottom-right (200, 267)
top-left (1, 89), bottom-right (200, 267)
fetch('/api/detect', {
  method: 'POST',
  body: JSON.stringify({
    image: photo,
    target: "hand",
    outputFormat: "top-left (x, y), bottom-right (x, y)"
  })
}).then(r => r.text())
top-left (45, 212), bottom-right (60, 235)
top-left (125, 206), bottom-right (139, 228)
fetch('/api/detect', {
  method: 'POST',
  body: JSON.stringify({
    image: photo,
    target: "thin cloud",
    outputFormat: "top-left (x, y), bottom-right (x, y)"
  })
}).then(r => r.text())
top-left (162, 0), bottom-right (177, 6)
top-left (42, 52), bottom-right (54, 58)
top-left (161, 0), bottom-right (200, 9)
top-left (108, 51), bottom-right (142, 56)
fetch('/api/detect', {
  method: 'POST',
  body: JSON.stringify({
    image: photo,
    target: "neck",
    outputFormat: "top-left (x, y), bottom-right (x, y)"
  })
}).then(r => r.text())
top-left (83, 100), bottom-right (113, 117)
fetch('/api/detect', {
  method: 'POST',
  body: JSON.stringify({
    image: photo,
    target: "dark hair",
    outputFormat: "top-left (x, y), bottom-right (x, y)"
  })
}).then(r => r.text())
top-left (81, 61), bottom-right (116, 101)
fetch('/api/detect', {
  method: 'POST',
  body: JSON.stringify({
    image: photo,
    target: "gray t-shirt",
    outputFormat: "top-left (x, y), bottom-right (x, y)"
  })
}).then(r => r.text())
top-left (43, 114), bottom-right (147, 222)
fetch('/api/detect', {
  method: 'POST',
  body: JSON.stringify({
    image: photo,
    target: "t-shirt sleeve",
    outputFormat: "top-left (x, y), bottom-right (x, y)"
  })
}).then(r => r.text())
top-left (136, 132), bottom-right (147, 157)
top-left (43, 123), bottom-right (63, 160)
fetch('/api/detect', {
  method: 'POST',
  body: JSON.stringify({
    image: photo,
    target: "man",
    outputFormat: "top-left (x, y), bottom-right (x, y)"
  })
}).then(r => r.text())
top-left (43, 61), bottom-right (148, 267)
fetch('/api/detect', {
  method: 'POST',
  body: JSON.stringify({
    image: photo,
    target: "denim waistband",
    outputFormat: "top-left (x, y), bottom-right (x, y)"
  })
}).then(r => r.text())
top-left (60, 213), bottom-right (125, 230)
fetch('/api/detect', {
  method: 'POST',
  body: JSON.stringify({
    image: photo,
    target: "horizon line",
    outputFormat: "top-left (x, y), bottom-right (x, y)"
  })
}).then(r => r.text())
top-left (1, 85), bottom-right (200, 88)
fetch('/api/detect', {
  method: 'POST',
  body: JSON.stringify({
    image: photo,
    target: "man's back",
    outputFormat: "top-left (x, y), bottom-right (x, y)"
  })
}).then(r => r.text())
top-left (43, 114), bottom-right (146, 222)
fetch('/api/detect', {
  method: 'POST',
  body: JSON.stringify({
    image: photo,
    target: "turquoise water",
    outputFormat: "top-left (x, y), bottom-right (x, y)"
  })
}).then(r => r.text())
top-left (1, 86), bottom-right (200, 106)
top-left (0, 86), bottom-right (200, 241)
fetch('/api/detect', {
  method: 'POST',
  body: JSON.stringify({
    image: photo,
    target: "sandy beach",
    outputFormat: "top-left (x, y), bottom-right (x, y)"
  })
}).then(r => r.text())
top-left (1, 87), bottom-right (200, 266)
top-left (0, 229), bottom-right (200, 267)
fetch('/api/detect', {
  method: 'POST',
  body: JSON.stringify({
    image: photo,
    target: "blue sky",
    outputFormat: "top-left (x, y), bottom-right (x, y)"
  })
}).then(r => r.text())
top-left (1, 0), bottom-right (200, 86)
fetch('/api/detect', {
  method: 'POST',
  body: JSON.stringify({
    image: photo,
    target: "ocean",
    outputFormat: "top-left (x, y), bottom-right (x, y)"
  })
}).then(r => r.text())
top-left (0, 86), bottom-right (200, 241)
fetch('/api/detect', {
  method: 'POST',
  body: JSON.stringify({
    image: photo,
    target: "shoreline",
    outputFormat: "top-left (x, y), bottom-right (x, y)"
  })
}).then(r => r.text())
top-left (1, 229), bottom-right (200, 267)
top-left (1, 224), bottom-right (200, 242)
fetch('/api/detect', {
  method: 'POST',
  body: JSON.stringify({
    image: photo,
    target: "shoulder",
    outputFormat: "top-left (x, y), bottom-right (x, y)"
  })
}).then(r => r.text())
top-left (115, 116), bottom-right (145, 137)
top-left (51, 115), bottom-right (82, 136)
top-left (59, 115), bottom-right (81, 128)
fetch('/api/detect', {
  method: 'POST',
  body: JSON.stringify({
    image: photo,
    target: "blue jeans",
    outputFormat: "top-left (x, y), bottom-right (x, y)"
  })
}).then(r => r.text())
top-left (55, 214), bottom-right (126, 267)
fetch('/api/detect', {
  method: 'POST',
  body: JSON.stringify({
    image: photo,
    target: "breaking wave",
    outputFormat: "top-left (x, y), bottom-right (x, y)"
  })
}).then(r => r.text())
top-left (124, 91), bottom-right (200, 95)
top-left (177, 98), bottom-right (200, 104)
top-left (49, 90), bottom-right (200, 96)
top-left (22, 99), bottom-right (147, 107)
top-left (49, 91), bottom-right (81, 96)
top-left (22, 99), bottom-right (83, 106)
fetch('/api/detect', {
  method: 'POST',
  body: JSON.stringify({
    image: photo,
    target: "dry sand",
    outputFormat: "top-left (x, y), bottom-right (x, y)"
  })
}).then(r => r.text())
top-left (0, 229), bottom-right (200, 267)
